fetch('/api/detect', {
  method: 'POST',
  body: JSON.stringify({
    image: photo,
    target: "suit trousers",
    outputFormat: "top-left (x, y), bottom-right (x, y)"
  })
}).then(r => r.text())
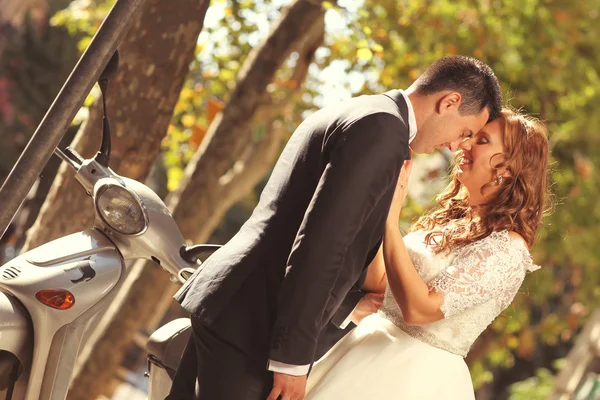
top-left (168, 264), bottom-right (279, 399)
top-left (165, 332), bottom-right (197, 400)
top-left (166, 316), bottom-right (273, 400)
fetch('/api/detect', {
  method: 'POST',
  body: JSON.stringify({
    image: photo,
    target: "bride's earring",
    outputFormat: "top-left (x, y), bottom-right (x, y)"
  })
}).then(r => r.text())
top-left (495, 175), bottom-right (503, 184)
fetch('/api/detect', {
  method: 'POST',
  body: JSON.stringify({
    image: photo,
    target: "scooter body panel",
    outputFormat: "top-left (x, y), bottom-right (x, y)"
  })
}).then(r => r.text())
top-left (0, 229), bottom-right (124, 400)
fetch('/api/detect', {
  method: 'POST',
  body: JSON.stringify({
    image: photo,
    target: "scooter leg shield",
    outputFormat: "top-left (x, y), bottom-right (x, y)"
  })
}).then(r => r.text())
top-left (146, 318), bottom-right (192, 399)
top-left (0, 292), bottom-right (30, 373)
top-left (0, 292), bottom-right (31, 399)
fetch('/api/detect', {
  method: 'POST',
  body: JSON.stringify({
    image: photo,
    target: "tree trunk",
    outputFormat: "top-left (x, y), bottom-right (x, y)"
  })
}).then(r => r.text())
top-left (169, 0), bottom-right (325, 242)
top-left (74, 1), bottom-right (326, 398)
top-left (22, 0), bottom-right (210, 253)
top-left (12, 126), bottom-right (79, 251)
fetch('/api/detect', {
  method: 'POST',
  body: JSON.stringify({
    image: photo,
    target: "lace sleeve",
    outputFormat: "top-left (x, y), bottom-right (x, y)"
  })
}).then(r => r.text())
top-left (428, 231), bottom-right (529, 319)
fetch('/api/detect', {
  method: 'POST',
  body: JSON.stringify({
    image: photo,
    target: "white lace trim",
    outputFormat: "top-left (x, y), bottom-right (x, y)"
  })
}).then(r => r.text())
top-left (512, 238), bottom-right (541, 272)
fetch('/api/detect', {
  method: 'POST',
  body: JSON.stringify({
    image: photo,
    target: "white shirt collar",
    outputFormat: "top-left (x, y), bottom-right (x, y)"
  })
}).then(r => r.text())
top-left (399, 90), bottom-right (417, 144)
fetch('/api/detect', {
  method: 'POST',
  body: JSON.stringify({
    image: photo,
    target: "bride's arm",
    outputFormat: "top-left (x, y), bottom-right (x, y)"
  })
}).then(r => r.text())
top-left (383, 219), bottom-right (444, 324)
top-left (383, 158), bottom-right (444, 325)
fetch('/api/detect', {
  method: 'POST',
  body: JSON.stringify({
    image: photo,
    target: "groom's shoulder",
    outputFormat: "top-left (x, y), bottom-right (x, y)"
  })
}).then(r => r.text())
top-left (341, 92), bottom-right (405, 119)
top-left (310, 93), bottom-right (408, 133)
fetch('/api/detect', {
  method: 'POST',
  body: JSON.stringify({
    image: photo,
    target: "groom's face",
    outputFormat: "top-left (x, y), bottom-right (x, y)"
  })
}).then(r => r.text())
top-left (411, 94), bottom-right (490, 154)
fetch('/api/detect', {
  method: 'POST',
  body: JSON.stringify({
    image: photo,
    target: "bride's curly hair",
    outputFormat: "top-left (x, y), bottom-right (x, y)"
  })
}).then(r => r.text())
top-left (412, 107), bottom-right (552, 253)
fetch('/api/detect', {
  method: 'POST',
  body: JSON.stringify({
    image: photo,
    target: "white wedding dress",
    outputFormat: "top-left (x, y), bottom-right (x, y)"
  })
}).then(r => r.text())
top-left (305, 229), bottom-right (539, 399)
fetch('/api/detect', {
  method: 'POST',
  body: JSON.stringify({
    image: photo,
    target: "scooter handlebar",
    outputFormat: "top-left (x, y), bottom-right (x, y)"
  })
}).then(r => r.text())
top-left (179, 244), bottom-right (221, 264)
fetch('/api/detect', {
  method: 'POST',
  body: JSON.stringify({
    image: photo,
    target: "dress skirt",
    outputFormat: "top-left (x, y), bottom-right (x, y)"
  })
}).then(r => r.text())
top-left (305, 314), bottom-right (475, 399)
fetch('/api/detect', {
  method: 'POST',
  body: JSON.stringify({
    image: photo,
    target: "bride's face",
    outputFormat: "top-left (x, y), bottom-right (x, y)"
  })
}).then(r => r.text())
top-left (456, 119), bottom-right (507, 205)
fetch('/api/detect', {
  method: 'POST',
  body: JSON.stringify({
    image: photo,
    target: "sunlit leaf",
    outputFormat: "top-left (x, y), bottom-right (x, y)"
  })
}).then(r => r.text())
top-left (181, 114), bottom-right (196, 128)
top-left (372, 43), bottom-right (384, 52)
top-left (356, 47), bottom-right (373, 61)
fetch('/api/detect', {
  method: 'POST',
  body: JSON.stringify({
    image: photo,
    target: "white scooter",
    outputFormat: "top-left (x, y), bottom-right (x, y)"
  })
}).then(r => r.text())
top-left (0, 52), bottom-right (217, 400)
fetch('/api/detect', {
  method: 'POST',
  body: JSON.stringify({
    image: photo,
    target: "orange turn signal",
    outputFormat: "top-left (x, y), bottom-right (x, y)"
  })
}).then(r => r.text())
top-left (35, 289), bottom-right (75, 310)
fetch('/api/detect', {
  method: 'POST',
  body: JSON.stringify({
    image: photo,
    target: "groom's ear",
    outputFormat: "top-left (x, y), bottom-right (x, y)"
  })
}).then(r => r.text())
top-left (437, 92), bottom-right (462, 114)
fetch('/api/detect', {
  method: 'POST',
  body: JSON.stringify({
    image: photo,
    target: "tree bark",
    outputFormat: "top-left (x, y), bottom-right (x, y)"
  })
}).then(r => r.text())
top-left (12, 127), bottom-right (78, 251)
top-left (22, 0), bottom-right (210, 253)
top-left (74, 1), bottom-right (326, 398)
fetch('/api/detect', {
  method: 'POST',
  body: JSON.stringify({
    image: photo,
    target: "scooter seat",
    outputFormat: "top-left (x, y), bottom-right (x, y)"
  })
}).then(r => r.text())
top-left (146, 318), bottom-right (191, 374)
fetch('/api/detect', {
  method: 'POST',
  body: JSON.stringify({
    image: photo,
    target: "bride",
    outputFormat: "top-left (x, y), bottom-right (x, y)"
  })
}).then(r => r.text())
top-left (304, 108), bottom-right (550, 399)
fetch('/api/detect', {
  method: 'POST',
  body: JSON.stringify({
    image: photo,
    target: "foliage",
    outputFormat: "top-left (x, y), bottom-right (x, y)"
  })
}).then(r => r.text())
top-left (315, 0), bottom-right (600, 394)
top-left (41, 0), bottom-right (600, 396)
top-left (508, 367), bottom-right (555, 400)
top-left (50, 0), bottom-right (116, 53)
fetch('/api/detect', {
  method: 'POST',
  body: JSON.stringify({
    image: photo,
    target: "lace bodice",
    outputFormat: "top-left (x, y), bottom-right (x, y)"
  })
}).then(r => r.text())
top-left (378, 229), bottom-right (540, 357)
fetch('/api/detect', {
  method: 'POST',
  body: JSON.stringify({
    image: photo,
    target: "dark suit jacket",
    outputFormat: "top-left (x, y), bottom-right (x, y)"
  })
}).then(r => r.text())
top-left (174, 90), bottom-right (410, 366)
top-left (314, 236), bottom-right (381, 359)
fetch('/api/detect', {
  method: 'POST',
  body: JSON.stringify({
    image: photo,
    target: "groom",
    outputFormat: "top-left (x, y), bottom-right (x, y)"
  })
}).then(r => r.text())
top-left (169, 55), bottom-right (502, 399)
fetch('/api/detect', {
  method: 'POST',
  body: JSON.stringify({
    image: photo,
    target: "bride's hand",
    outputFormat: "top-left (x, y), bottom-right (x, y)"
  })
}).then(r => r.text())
top-left (388, 155), bottom-right (413, 220)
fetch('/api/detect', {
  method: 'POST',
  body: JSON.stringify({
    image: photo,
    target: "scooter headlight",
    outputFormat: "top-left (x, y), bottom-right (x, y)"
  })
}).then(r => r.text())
top-left (96, 185), bottom-right (148, 235)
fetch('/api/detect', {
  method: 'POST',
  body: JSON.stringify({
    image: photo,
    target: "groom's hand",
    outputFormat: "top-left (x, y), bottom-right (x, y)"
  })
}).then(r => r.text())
top-left (267, 372), bottom-right (307, 400)
top-left (350, 292), bottom-right (384, 325)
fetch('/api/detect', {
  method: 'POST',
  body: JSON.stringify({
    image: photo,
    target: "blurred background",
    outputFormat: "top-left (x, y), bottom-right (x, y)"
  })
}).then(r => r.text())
top-left (0, 0), bottom-right (599, 399)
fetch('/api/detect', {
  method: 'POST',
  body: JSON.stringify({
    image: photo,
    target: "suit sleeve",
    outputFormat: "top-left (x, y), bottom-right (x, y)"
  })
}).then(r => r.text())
top-left (268, 113), bottom-right (409, 365)
top-left (329, 287), bottom-right (364, 328)
top-left (331, 238), bottom-right (379, 328)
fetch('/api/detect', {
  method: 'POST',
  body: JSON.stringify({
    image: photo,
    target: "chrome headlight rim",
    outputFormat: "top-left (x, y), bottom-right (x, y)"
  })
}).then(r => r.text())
top-left (94, 183), bottom-right (149, 236)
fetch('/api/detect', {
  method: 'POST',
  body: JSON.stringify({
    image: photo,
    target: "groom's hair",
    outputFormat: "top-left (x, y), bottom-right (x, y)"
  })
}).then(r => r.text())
top-left (414, 56), bottom-right (502, 121)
